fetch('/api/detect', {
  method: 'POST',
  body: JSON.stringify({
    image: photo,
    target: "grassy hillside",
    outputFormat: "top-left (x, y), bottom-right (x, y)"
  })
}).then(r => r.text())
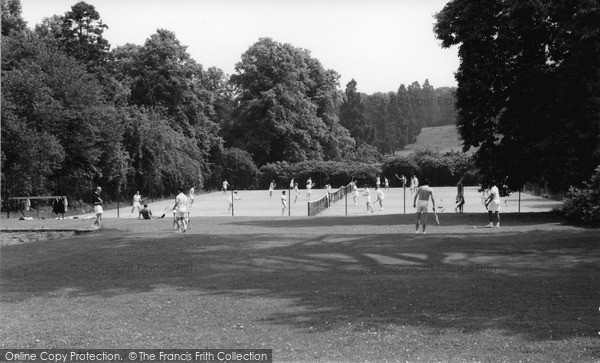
top-left (396, 125), bottom-right (467, 156)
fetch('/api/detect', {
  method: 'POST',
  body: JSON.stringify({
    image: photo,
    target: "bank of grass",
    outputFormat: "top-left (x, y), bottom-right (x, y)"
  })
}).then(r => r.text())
top-left (397, 125), bottom-right (467, 156)
top-left (1, 213), bottom-right (599, 361)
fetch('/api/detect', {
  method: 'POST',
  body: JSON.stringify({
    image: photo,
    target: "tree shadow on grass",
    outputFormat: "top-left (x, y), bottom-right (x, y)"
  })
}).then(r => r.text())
top-left (225, 212), bottom-right (565, 228)
top-left (1, 229), bottom-right (599, 343)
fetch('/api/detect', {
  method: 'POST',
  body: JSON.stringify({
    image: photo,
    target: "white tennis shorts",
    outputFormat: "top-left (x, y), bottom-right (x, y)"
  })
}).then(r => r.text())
top-left (175, 207), bottom-right (187, 218)
top-left (416, 200), bottom-right (428, 213)
top-left (488, 200), bottom-right (500, 212)
top-left (94, 205), bottom-right (103, 214)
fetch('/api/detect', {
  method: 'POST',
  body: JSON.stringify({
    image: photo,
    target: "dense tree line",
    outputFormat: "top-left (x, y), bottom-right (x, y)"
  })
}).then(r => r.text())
top-left (340, 79), bottom-right (457, 156)
top-left (1, 0), bottom-right (458, 203)
top-left (435, 0), bottom-right (600, 193)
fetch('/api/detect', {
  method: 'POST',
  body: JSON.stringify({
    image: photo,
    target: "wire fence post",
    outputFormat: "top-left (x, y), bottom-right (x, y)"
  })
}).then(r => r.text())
top-left (345, 186), bottom-right (348, 216)
top-left (288, 187), bottom-right (291, 216)
top-left (518, 189), bottom-right (521, 213)
top-left (231, 189), bottom-right (234, 216)
top-left (403, 184), bottom-right (406, 214)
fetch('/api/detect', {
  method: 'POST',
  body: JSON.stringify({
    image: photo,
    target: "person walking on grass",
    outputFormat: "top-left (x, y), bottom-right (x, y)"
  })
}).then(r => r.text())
top-left (413, 178), bottom-right (435, 234)
top-left (484, 181), bottom-right (501, 228)
top-left (173, 187), bottom-right (188, 233)
top-left (281, 190), bottom-right (288, 215)
top-left (131, 191), bottom-right (142, 215)
top-left (363, 185), bottom-right (374, 213)
top-left (91, 186), bottom-right (103, 229)
top-left (384, 177), bottom-right (390, 191)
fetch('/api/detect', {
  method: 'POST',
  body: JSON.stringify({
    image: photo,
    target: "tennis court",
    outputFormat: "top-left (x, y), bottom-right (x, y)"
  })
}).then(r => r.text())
top-left (94, 186), bottom-right (562, 219)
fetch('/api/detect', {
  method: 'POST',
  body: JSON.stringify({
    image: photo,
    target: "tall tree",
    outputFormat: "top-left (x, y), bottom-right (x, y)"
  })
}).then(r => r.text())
top-left (1, 0), bottom-right (26, 36)
top-left (435, 0), bottom-right (600, 192)
top-left (1, 32), bottom-right (122, 197)
top-left (59, 1), bottom-right (110, 71)
top-left (114, 29), bottom-right (223, 158)
top-left (230, 37), bottom-right (353, 165)
top-left (339, 79), bottom-right (373, 146)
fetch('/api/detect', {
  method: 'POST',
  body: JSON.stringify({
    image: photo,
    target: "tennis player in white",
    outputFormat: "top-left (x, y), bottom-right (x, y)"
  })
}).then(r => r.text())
top-left (131, 191), bottom-right (142, 215)
top-left (413, 178), bottom-right (435, 234)
top-left (173, 187), bottom-right (188, 233)
top-left (485, 181), bottom-right (501, 228)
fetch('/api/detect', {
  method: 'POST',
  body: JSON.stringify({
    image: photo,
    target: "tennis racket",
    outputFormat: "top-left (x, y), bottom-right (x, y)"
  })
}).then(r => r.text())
top-left (160, 206), bottom-right (173, 219)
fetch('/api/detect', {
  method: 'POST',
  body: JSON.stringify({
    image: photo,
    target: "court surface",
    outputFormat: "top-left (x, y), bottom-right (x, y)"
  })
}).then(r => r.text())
top-left (95, 186), bottom-right (562, 219)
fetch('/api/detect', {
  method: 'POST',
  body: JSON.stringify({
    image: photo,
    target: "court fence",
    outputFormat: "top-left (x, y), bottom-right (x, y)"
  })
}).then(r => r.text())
top-left (307, 183), bottom-right (352, 216)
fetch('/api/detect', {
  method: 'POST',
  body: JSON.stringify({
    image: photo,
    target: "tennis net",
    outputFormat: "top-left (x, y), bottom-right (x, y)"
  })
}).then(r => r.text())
top-left (307, 183), bottom-right (352, 216)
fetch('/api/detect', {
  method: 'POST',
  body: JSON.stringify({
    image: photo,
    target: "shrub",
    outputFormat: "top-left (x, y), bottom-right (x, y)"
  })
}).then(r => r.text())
top-left (563, 166), bottom-right (600, 227)
top-left (381, 156), bottom-right (420, 186)
top-left (259, 161), bottom-right (382, 189)
top-left (210, 148), bottom-right (260, 190)
top-left (383, 149), bottom-right (479, 187)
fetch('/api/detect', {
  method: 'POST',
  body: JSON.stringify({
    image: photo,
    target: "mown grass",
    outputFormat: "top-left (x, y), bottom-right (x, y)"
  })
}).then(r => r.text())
top-left (1, 213), bottom-right (599, 362)
top-left (396, 125), bottom-right (468, 156)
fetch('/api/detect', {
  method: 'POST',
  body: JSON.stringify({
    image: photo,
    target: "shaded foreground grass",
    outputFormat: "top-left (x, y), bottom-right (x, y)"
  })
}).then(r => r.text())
top-left (1, 213), bottom-right (599, 362)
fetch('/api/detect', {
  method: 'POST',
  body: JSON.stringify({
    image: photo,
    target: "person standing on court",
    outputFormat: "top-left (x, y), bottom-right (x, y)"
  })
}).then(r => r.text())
top-left (222, 179), bottom-right (230, 194)
top-left (484, 181), bottom-right (501, 228)
top-left (455, 177), bottom-right (465, 213)
top-left (413, 178), bottom-right (436, 234)
top-left (189, 186), bottom-right (196, 206)
top-left (351, 181), bottom-right (360, 205)
top-left (375, 186), bottom-right (385, 211)
top-left (294, 183), bottom-right (300, 203)
top-left (227, 190), bottom-right (241, 214)
top-left (363, 184), bottom-right (374, 213)
top-left (306, 177), bottom-right (314, 201)
top-left (173, 187), bottom-right (188, 233)
top-left (269, 180), bottom-right (276, 197)
top-left (395, 174), bottom-right (407, 188)
top-left (281, 190), bottom-right (288, 215)
top-left (91, 186), bottom-right (103, 229)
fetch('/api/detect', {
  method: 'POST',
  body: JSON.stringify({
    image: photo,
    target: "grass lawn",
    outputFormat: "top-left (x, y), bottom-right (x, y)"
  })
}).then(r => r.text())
top-left (396, 125), bottom-right (469, 156)
top-left (1, 213), bottom-right (599, 362)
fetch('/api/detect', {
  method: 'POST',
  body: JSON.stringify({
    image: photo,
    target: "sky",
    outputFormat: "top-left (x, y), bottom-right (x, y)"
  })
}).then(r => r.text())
top-left (19, 0), bottom-right (459, 95)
